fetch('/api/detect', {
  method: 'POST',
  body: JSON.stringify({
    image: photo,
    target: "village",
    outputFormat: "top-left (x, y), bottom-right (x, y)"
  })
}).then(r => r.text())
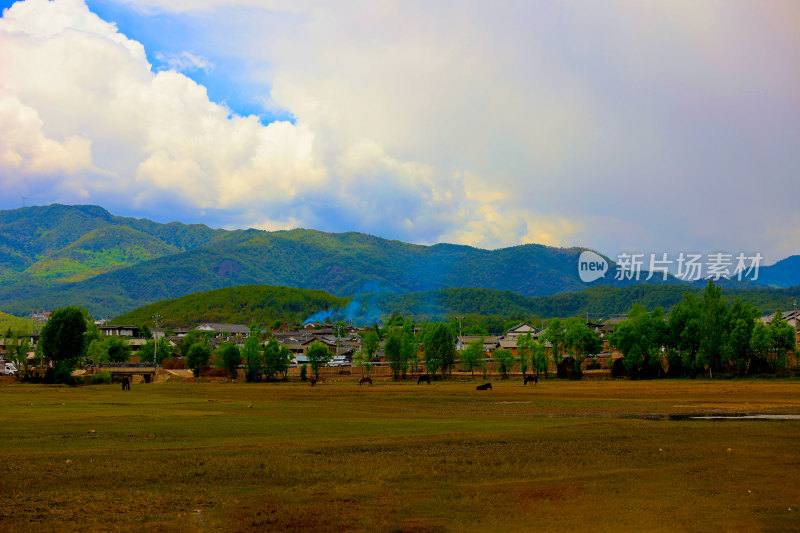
top-left (3, 307), bottom-right (799, 383)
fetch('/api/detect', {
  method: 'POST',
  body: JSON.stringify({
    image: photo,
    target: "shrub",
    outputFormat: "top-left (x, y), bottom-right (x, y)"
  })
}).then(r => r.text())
top-left (300, 364), bottom-right (308, 381)
top-left (91, 371), bottom-right (113, 384)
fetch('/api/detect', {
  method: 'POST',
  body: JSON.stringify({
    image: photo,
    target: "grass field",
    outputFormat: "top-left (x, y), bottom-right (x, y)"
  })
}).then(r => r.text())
top-left (1, 378), bottom-right (800, 532)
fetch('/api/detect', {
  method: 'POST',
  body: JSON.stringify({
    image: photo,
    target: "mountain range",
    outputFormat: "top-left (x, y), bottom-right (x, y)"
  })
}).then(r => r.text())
top-left (0, 204), bottom-right (797, 319)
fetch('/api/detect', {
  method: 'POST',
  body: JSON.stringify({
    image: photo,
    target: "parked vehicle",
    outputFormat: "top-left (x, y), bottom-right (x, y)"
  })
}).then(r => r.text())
top-left (2, 362), bottom-right (19, 376)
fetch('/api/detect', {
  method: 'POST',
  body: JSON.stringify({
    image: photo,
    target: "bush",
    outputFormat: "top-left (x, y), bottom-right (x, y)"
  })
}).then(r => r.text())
top-left (90, 371), bottom-right (113, 384)
top-left (200, 367), bottom-right (227, 377)
top-left (300, 364), bottom-right (308, 381)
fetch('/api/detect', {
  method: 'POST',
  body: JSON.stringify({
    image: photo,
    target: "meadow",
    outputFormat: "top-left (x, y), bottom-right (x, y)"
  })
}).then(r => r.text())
top-left (1, 378), bottom-right (799, 532)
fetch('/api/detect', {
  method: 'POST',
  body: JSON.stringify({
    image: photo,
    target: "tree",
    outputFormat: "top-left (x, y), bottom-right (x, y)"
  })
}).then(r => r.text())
top-left (609, 304), bottom-right (666, 379)
top-left (458, 338), bottom-right (485, 378)
top-left (531, 338), bottom-right (549, 377)
top-left (39, 306), bottom-right (89, 383)
top-left (563, 318), bottom-right (603, 375)
top-left (142, 338), bottom-right (172, 365)
top-left (399, 333), bottom-right (417, 379)
top-left (263, 338), bottom-right (291, 381)
top-left (384, 331), bottom-right (403, 379)
top-left (6, 331), bottom-right (31, 378)
top-left (218, 342), bottom-right (241, 380)
top-left (105, 337), bottom-right (131, 363)
top-left (724, 299), bottom-right (759, 375)
top-left (362, 330), bottom-right (380, 361)
top-left (541, 318), bottom-right (565, 372)
top-left (352, 349), bottom-right (373, 377)
top-left (768, 310), bottom-right (796, 374)
top-left (493, 348), bottom-right (515, 379)
top-left (666, 293), bottom-right (702, 376)
top-left (242, 335), bottom-right (263, 382)
top-left (186, 342), bottom-right (211, 377)
top-left (307, 342), bottom-right (332, 379)
top-left (516, 333), bottom-right (534, 376)
top-left (698, 280), bottom-right (728, 377)
top-left (424, 323), bottom-right (455, 378)
top-left (749, 321), bottom-right (771, 372)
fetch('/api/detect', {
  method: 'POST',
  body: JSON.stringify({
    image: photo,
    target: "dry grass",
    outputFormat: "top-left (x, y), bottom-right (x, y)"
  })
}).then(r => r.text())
top-left (1, 379), bottom-right (799, 532)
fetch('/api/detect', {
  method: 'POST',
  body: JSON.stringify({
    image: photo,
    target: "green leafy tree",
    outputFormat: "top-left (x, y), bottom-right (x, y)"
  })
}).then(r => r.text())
top-left (277, 345), bottom-right (292, 380)
top-left (384, 331), bottom-right (403, 379)
top-left (7, 331), bottom-right (31, 378)
top-left (749, 321), bottom-right (771, 371)
top-left (299, 363), bottom-right (308, 381)
top-left (307, 341), bottom-right (332, 379)
top-left (531, 338), bottom-right (549, 377)
top-left (724, 299), bottom-right (759, 375)
top-left (424, 323), bottom-right (455, 378)
top-left (186, 342), bottom-right (212, 377)
top-left (541, 318), bottom-right (565, 371)
top-left (399, 333), bottom-right (417, 379)
top-left (362, 330), bottom-right (380, 361)
top-left (218, 342), bottom-right (241, 379)
top-left (768, 310), bottom-right (796, 374)
top-left (39, 306), bottom-right (89, 383)
top-left (493, 348), bottom-right (515, 378)
top-left (563, 318), bottom-right (603, 374)
top-left (352, 349), bottom-right (373, 377)
top-left (610, 304), bottom-right (666, 379)
top-left (242, 335), bottom-right (263, 382)
top-left (698, 280), bottom-right (729, 377)
top-left (458, 337), bottom-right (485, 378)
top-left (105, 337), bottom-right (131, 363)
top-left (516, 332), bottom-right (534, 376)
top-left (142, 338), bottom-right (172, 365)
top-left (665, 293), bottom-right (702, 376)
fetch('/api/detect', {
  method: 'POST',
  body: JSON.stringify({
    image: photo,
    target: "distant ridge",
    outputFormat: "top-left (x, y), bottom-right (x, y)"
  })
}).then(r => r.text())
top-left (0, 204), bottom-right (796, 318)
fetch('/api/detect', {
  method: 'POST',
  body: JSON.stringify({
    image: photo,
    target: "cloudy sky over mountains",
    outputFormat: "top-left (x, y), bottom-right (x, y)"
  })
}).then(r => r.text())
top-left (0, 0), bottom-right (798, 261)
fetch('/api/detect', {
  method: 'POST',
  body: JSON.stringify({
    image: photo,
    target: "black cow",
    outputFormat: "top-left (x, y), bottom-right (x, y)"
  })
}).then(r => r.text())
top-left (524, 375), bottom-right (538, 386)
top-left (476, 382), bottom-right (492, 391)
top-left (121, 377), bottom-right (130, 391)
top-left (359, 377), bottom-right (373, 386)
top-left (417, 374), bottom-right (431, 385)
top-left (309, 377), bottom-right (318, 387)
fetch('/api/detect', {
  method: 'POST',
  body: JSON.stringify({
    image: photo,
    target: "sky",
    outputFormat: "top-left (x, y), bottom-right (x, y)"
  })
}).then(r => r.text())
top-left (0, 0), bottom-right (798, 263)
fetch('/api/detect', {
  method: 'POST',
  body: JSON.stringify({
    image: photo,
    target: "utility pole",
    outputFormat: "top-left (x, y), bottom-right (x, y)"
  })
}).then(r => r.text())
top-left (152, 313), bottom-right (163, 372)
top-left (455, 316), bottom-right (464, 338)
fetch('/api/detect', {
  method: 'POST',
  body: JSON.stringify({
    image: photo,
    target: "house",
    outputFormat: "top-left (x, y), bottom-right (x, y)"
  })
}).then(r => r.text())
top-left (99, 325), bottom-right (139, 337)
top-left (456, 335), bottom-right (501, 352)
top-left (195, 323), bottom-right (250, 337)
top-left (504, 322), bottom-right (538, 340)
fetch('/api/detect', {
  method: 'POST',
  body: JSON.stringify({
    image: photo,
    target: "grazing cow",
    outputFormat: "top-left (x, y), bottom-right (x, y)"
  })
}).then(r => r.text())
top-left (524, 375), bottom-right (538, 386)
top-left (359, 377), bottom-right (373, 386)
top-left (417, 374), bottom-right (431, 385)
top-left (309, 377), bottom-right (317, 387)
top-left (121, 377), bottom-right (130, 391)
top-left (476, 382), bottom-right (492, 391)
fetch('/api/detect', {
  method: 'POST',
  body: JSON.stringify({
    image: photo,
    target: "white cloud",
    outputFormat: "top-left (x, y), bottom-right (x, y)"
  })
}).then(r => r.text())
top-left (1, 0), bottom-right (799, 260)
top-left (154, 51), bottom-right (213, 73)
top-left (0, 91), bottom-right (92, 177)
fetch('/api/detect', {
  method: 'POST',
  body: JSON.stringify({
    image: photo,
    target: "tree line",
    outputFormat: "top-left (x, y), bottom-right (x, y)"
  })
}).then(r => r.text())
top-left (609, 281), bottom-right (796, 378)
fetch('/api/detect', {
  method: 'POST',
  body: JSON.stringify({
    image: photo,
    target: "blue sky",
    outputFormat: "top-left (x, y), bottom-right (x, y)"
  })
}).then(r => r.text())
top-left (0, 0), bottom-right (799, 263)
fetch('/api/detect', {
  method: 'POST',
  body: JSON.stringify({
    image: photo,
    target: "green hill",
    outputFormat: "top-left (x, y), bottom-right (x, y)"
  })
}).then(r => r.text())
top-left (112, 285), bottom-right (349, 328)
top-left (112, 283), bottom-right (800, 328)
top-left (0, 310), bottom-right (34, 334)
top-left (0, 204), bottom-right (797, 319)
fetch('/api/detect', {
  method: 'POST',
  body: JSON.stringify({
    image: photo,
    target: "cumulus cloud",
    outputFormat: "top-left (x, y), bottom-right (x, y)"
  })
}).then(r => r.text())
top-left (1, 0), bottom-right (799, 261)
